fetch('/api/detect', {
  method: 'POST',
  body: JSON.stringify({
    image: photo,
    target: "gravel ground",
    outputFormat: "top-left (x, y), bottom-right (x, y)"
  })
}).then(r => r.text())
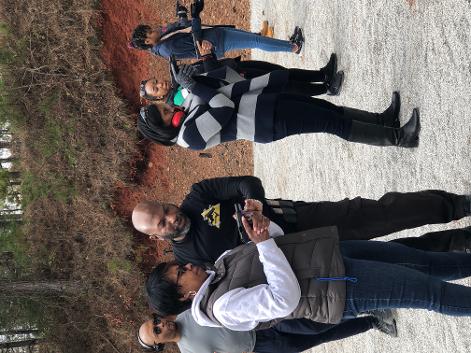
top-left (250, 0), bottom-right (471, 352)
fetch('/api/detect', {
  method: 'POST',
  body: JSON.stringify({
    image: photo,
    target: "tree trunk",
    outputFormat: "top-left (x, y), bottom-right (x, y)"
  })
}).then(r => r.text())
top-left (0, 141), bottom-right (11, 149)
top-left (0, 208), bottom-right (22, 215)
top-left (0, 338), bottom-right (44, 349)
top-left (8, 171), bottom-right (21, 179)
top-left (0, 214), bottom-right (23, 224)
top-left (0, 280), bottom-right (80, 296)
top-left (0, 328), bottom-right (40, 335)
top-left (0, 156), bottom-right (17, 164)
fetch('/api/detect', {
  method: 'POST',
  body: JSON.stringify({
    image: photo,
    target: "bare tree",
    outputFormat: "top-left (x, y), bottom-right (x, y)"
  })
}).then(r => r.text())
top-left (0, 328), bottom-right (40, 335)
top-left (0, 338), bottom-right (44, 349)
top-left (0, 280), bottom-right (80, 296)
top-left (0, 141), bottom-right (11, 149)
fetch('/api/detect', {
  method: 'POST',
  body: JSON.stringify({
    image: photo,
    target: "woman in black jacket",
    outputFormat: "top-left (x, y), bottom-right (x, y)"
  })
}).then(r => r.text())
top-left (139, 54), bottom-right (344, 105)
top-left (137, 64), bottom-right (420, 150)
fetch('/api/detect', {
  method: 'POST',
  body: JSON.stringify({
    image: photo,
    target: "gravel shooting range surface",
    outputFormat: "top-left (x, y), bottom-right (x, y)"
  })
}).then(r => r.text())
top-left (251, 0), bottom-right (471, 352)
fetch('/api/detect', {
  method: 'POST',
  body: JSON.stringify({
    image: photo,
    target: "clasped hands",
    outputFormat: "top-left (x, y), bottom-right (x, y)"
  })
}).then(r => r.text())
top-left (241, 199), bottom-right (270, 244)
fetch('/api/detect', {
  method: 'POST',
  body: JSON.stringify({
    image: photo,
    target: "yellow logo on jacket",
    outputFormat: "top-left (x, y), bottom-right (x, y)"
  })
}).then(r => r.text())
top-left (201, 203), bottom-right (221, 228)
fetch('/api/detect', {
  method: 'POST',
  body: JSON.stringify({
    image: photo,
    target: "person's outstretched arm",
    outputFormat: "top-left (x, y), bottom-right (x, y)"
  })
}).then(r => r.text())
top-left (212, 223), bottom-right (300, 331)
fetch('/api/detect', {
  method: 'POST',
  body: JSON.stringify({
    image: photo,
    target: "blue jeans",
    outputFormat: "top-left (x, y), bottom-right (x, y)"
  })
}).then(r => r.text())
top-left (254, 317), bottom-right (373, 353)
top-left (221, 28), bottom-right (294, 56)
top-left (341, 240), bottom-right (471, 318)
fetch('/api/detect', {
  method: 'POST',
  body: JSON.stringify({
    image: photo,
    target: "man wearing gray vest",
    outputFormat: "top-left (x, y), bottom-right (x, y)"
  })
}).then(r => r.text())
top-left (146, 221), bottom-right (471, 332)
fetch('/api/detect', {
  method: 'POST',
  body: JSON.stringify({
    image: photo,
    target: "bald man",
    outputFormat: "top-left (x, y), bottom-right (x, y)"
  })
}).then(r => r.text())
top-left (132, 176), bottom-right (471, 265)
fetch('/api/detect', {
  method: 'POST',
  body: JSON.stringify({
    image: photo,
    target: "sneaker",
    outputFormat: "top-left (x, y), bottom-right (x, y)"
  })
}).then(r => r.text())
top-left (289, 27), bottom-right (304, 53)
top-left (289, 26), bottom-right (299, 42)
top-left (291, 27), bottom-right (304, 54)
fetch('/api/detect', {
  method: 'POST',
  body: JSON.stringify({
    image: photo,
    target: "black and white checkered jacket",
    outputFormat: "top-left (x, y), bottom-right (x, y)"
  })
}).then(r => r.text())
top-left (176, 66), bottom-right (289, 150)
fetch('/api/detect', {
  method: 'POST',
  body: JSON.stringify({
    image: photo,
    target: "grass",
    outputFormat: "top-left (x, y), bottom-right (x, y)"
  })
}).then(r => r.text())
top-left (106, 258), bottom-right (133, 274)
top-left (21, 171), bottom-right (77, 205)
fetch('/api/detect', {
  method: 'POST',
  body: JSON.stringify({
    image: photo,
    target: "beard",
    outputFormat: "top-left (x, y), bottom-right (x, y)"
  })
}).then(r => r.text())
top-left (163, 213), bottom-right (191, 241)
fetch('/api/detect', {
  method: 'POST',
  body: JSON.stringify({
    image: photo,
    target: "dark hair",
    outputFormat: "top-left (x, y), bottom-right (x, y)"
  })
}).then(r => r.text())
top-left (146, 262), bottom-right (191, 317)
top-left (131, 24), bottom-right (153, 50)
top-left (140, 79), bottom-right (165, 101)
top-left (138, 104), bottom-right (179, 146)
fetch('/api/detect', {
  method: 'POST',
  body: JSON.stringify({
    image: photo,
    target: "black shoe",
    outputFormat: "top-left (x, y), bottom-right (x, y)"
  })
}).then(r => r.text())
top-left (371, 317), bottom-right (398, 337)
top-left (397, 108), bottom-right (420, 147)
top-left (321, 53), bottom-right (338, 83)
top-left (365, 309), bottom-right (395, 324)
top-left (289, 26), bottom-right (299, 42)
top-left (290, 26), bottom-right (304, 54)
top-left (327, 70), bottom-right (344, 96)
top-left (345, 108), bottom-right (420, 148)
top-left (379, 91), bottom-right (401, 128)
top-left (365, 309), bottom-right (398, 337)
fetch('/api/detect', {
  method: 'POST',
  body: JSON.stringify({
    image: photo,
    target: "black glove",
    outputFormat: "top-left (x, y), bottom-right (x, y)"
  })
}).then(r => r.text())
top-left (171, 64), bottom-right (196, 90)
top-left (191, 0), bottom-right (204, 18)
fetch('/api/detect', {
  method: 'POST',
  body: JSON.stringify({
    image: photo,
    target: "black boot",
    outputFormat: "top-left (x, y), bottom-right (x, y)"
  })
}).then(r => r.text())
top-left (342, 92), bottom-right (401, 127)
top-left (327, 71), bottom-right (344, 96)
top-left (320, 53), bottom-right (338, 83)
top-left (345, 108), bottom-right (420, 147)
top-left (379, 91), bottom-right (401, 128)
top-left (320, 54), bottom-right (344, 96)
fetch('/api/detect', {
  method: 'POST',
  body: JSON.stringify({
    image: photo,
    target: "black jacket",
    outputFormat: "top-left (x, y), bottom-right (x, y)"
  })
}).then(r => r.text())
top-left (173, 176), bottom-right (297, 265)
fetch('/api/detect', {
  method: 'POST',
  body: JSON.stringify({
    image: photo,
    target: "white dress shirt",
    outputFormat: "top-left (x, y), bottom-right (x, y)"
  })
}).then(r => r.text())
top-left (191, 237), bottom-right (301, 331)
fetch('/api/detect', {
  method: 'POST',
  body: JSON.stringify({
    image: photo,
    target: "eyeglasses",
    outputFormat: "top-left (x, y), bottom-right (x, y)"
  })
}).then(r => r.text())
top-left (176, 264), bottom-right (187, 286)
top-left (152, 314), bottom-right (162, 335)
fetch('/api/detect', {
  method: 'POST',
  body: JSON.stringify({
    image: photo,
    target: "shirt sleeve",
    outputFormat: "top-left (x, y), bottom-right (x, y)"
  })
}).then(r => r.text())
top-left (213, 238), bottom-right (301, 331)
top-left (189, 176), bottom-right (265, 203)
top-left (180, 82), bottom-right (235, 150)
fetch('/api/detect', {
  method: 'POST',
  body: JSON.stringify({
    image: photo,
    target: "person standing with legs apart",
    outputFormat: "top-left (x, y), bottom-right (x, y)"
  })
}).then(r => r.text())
top-left (136, 310), bottom-right (397, 353)
top-left (130, 2), bottom-right (305, 60)
top-left (137, 64), bottom-right (419, 150)
top-left (145, 223), bottom-right (471, 334)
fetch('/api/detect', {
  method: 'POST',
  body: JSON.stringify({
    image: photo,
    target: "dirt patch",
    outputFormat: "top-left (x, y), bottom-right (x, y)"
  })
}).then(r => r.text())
top-left (100, 0), bottom-right (253, 270)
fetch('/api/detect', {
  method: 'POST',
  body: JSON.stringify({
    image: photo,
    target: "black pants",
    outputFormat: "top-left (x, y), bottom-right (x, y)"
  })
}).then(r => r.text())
top-left (254, 317), bottom-right (373, 353)
top-left (273, 93), bottom-right (351, 141)
top-left (294, 190), bottom-right (467, 243)
top-left (237, 62), bottom-right (328, 95)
